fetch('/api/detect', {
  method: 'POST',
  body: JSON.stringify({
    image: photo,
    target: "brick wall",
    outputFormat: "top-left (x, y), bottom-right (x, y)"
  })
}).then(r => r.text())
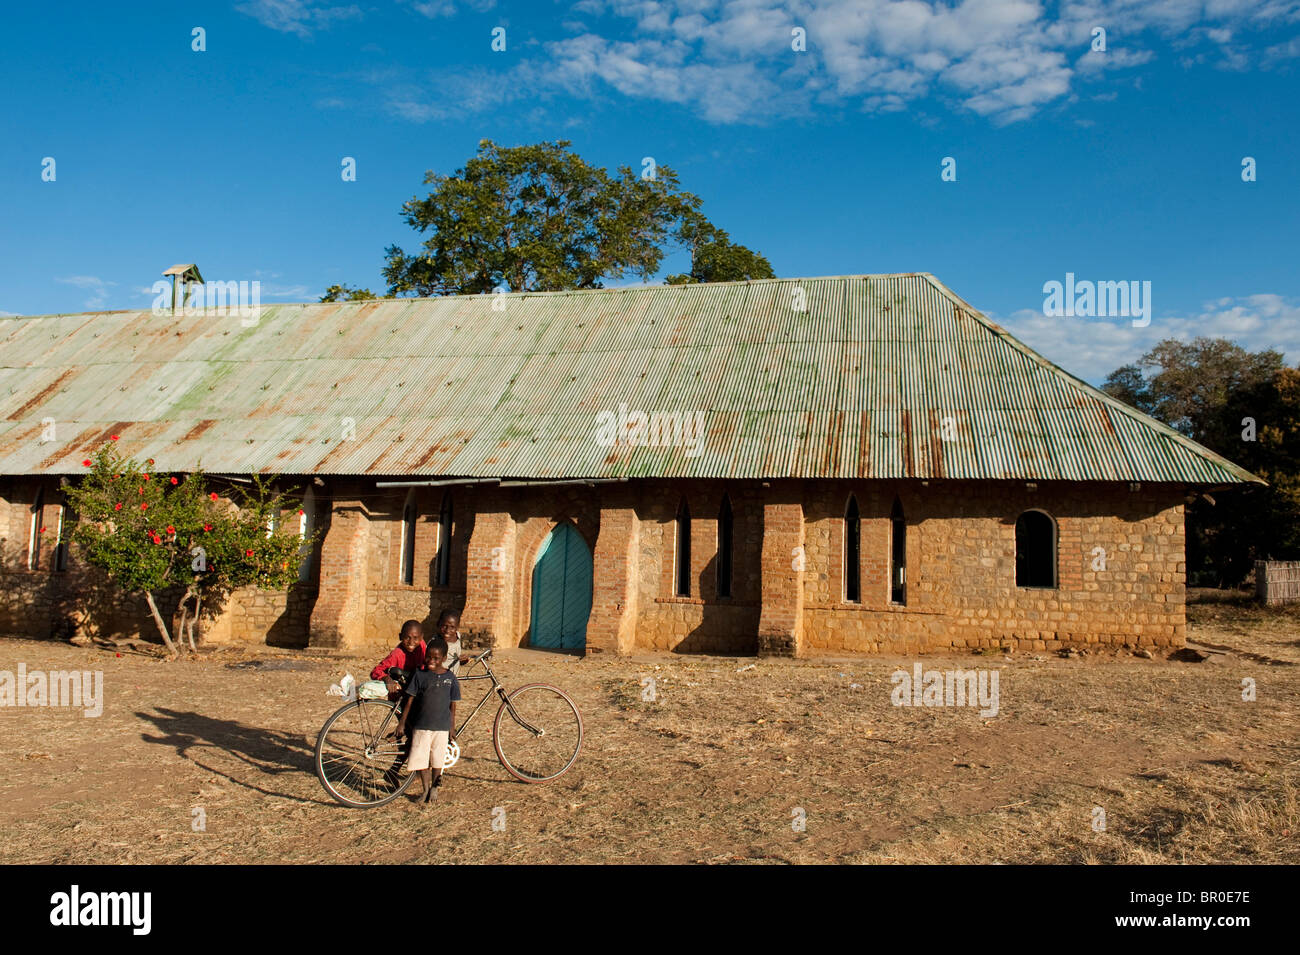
top-left (1, 475), bottom-right (1190, 655)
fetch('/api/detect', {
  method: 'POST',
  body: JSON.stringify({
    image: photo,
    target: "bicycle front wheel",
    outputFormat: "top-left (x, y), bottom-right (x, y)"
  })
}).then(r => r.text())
top-left (315, 699), bottom-right (416, 808)
top-left (493, 683), bottom-right (584, 783)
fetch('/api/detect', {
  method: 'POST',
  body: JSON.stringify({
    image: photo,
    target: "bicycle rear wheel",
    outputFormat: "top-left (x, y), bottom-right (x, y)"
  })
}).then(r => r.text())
top-left (315, 699), bottom-right (416, 808)
top-left (493, 683), bottom-right (583, 783)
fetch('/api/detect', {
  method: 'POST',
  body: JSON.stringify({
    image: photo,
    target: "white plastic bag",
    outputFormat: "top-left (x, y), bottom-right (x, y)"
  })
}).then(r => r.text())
top-left (327, 673), bottom-right (357, 701)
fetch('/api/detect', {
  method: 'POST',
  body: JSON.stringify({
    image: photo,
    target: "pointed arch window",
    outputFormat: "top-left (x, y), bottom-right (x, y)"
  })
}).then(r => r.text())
top-left (1015, 510), bottom-right (1057, 588)
top-left (435, 492), bottom-right (453, 587)
top-left (675, 498), bottom-right (692, 597)
top-left (297, 486), bottom-right (316, 583)
top-left (54, 503), bottom-right (71, 572)
top-left (890, 497), bottom-right (906, 605)
top-left (717, 494), bottom-right (733, 598)
top-left (844, 495), bottom-right (861, 603)
top-left (28, 487), bottom-right (44, 571)
top-left (399, 489), bottom-right (417, 585)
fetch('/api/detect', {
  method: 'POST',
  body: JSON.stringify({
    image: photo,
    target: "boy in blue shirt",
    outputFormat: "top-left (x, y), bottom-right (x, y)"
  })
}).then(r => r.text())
top-left (394, 636), bottom-right (460, 805)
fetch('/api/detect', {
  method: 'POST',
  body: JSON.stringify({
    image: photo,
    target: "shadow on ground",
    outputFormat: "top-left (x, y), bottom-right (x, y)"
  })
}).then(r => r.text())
top-left (138, 707), bottom-right (324, 804)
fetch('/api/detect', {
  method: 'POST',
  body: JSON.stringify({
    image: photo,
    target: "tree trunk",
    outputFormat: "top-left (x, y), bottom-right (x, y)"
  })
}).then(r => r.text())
top-left (144, 591), bottom-right (177, 656)
top-left (177, 603), bottom-right (190, 653)
top-left (187, 595), bottom-right (202, 651)
top-left (174, 588), bottom-right (195, 654)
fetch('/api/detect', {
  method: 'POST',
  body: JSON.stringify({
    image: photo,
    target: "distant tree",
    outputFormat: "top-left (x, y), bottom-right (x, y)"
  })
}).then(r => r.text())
top-left (64, 444), bottom-right (314, 655)
top-left (320, 284), bottom-right (383, 302)
top-left (1103, 338), bottom-right (1299, 586)
top-left (1103, 338), bottom-right (1284, 445)
top-left (381, 139), bottom-right (770, 296)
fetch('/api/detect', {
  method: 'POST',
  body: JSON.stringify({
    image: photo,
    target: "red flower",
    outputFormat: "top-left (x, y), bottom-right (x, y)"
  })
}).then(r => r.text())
top-left (138, 487), bottom-right (144, 495)
top-left (110, 435), bottom-right (119, 441)
top-left (114, 502), bottom-right (123, 511)
top-left (203, 523), bottom-right (212, 531)
top-left (298, 509), bottom-right (304, 515)
top-left (39, 527), bottom-right (46, 534)
top-left (166, 525), bottom-right (176, 535)
top-left (245, 549), bottom-right (254, 557)
top-left (147, 458), bottom-right (154, 465)
top-left (210, 492), bottom-right (219, 501)
top-left (170, 477), bottom-right (178, 485)
top-left (82, 459), bottom-right (92, 467)
top-left (143, 474), bottom-right (150, 481)
top-left (140, 503), bottom-right (148, 511)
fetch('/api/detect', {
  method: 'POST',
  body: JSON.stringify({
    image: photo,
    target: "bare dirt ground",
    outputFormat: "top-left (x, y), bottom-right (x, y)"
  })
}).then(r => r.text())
top-left (1, 598), bottom-right (1296, 864)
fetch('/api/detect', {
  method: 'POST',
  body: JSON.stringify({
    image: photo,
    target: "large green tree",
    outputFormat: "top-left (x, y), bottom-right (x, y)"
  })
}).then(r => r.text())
top-left (1102, 337), bottom-right (1300, 586)
top-left (381, 139), bottom-right (771, 296)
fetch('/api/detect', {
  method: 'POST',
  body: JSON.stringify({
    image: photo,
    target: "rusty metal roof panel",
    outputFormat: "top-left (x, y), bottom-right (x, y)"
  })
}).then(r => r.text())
top-left (0, 273), bottom-right (1260, 484)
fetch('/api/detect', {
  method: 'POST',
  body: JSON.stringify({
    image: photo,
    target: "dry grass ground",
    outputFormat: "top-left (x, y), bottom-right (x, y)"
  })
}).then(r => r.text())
top-left (1, 598), bottom-right (1296, 864)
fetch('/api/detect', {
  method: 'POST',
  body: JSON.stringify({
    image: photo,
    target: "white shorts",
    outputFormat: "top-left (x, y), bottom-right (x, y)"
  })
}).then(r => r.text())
top-left (402, 729), bottom-right (449, 773)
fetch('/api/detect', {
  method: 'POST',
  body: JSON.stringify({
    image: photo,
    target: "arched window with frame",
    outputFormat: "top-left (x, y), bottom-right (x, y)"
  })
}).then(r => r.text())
top-left (716, 494), bottom-right (733, 598)
top-left (1015, 509), bottom-right (1057, 588)
top-left (675, 497), bottom-right (691, 597)
top-left (399, 489), bottom-right (417, 586)
top-left (844, 495), bottom-right (861, 603)
top-left (435, 492), bottom-right (453, 587)
top-left (27, 487), bottom-right (44, 571)
top-left (890, 496), bottom-right (906, 605)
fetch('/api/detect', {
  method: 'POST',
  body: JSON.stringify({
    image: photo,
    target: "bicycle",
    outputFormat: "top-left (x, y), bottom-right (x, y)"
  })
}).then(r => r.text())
top-left (314, 648), bottom-right (584, 808)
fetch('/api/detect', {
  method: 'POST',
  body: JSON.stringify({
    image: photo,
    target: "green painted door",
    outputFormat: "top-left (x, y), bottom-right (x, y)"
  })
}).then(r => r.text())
top-left (529, 523), bottom-right (592, 650)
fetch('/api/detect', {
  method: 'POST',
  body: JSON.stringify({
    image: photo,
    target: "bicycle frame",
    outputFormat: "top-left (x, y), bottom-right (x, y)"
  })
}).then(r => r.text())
top-left (454, 652), bottom-right (544, 739)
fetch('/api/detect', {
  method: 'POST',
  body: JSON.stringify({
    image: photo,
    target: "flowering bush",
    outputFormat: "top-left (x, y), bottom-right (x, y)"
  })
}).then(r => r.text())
top-left (63, 444), bottom-right (316, 655)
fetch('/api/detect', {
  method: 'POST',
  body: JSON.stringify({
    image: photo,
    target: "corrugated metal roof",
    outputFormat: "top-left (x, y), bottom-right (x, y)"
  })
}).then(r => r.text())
top-left (0, 273), bottom-right (1261, 484)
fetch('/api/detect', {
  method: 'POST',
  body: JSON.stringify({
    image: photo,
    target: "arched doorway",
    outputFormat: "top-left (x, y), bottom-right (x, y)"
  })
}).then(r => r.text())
top-left (529, 523), bottom-right (593, 650)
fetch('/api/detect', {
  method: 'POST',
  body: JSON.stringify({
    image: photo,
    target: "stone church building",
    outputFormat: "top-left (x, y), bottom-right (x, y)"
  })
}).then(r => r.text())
top-left (0, 273), bottom-right (1259, 655)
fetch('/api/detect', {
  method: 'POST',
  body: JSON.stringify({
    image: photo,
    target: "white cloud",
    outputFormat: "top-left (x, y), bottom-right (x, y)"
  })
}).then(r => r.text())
top-left (513, 0), bottom-right (1300, 123)
top-left (244, 0), bottom-right (1300, 123)
top-left (235, 0), bottom-right (362, 38)
top-left (997, 293), bottom-right (1300, 384)
top-left (57, 275), bottom-right (117, 310)
top-left (260, 282), bottom-right (312, 300)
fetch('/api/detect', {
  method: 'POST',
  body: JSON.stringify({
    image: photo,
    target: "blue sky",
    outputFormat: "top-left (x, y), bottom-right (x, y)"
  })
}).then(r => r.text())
top-left (2, 0), bottom-right (1298, 382)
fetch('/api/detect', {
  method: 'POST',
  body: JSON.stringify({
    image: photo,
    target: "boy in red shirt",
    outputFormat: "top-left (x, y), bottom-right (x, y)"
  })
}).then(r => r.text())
top-left (371, 619), bottom-right (426, 698)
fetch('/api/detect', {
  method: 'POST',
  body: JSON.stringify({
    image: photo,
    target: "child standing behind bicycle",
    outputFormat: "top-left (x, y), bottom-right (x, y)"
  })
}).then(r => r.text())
top-left (436, 609), bottom-right (476, 676)
top-left (394, 636), bottom-right (460, 805)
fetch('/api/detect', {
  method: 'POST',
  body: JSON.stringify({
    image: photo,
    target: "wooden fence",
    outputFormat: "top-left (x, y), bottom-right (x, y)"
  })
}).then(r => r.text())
top-left (1255, 560), bottom-right (1300, 605)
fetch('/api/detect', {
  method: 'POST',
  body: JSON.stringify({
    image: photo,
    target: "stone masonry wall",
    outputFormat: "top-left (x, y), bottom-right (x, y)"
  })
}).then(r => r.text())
top-left (1, 476), bottom-right (1189, 655)
top-left (799, 480), bottom-right (1186, 653)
